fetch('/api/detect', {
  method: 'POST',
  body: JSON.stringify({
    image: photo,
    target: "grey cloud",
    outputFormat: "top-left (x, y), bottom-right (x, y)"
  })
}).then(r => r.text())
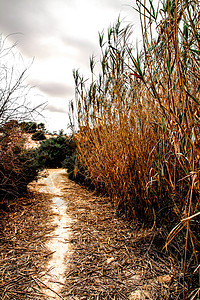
top-left (94, 0), bottom-right (125, 9)
top-left (62, 36), bottom-right (94, 52)
top-left (0, 0), bottom-right (128, 61)
top-left (62, 35), bottom-right (99, 58)
top-left (0, 0), bottom-right (61, 58)
top-left (29, 79), bottom-right (74, 98)
top-left (11, 35), bottom-right (52, 59)
top-left (0, 0), bottom-right (52, 36)
top-left (46, 104), bottom-right (67, 114)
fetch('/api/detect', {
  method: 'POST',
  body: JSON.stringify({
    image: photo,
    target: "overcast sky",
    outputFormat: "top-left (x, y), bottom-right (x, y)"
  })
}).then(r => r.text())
top-left (0, 0), bottom-right (140, 133)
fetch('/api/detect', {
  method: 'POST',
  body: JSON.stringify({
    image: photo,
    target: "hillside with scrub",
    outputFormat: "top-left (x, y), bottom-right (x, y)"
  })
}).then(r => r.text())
top-left (69, 0), bottom-right (200, 298)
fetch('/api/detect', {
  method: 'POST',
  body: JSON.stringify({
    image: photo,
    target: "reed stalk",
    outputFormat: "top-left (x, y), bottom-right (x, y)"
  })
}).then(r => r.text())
top-left (71, 1), bottom-right (200, 297)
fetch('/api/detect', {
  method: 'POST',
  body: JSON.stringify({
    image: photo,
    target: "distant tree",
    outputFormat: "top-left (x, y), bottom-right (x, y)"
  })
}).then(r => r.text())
top-left (32, 131), bottom-right (46, 141)
top-left (20, 121), bottom-right (37, 133)
top-left (38, 122), bottom-right (45, 131)
top-left (59, 129), bottom-right (64, 136)
top-left (0, 119), bottom-right (19, 132)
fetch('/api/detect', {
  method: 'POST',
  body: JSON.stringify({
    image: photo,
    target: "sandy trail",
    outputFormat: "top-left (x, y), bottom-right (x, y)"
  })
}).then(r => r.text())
top-left (39, 169), bottom-right (72, 299)
top-left (32, 169), bottom-right (172, 299)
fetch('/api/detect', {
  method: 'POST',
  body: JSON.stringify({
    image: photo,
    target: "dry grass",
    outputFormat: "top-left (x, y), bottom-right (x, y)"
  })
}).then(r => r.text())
top-left (0, 170), bottom-right (194, 299)
top-left (70, 1), bottom-right (200, 297)
top-left (59, 172), bottom-right (182, 299)
top-left (0, 191), bottom-right (55, 299)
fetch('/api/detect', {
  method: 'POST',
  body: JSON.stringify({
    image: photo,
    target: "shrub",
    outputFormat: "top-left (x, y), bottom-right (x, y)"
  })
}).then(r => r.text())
top-left (32, 131), bottom-right (46, 141)
top-left (0, 125), bottom-right (43, 198)
top-left (36, 134), bottom-right (75, 168)
top-left (20, 122), bottom-right (37, 133)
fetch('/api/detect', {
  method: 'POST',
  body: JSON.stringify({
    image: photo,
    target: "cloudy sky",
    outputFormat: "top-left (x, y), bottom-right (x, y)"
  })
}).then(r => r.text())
top-left (0, 0), bottom-right (140, 133)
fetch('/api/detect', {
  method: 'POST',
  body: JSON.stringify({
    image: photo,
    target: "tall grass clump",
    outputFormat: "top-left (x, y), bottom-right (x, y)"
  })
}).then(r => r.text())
top-left (71, 0), bottom-right (200, 297)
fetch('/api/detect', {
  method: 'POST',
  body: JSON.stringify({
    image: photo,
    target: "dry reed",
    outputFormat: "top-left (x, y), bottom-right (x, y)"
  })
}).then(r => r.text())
top-left (70, 1), bottom-right (200, 297)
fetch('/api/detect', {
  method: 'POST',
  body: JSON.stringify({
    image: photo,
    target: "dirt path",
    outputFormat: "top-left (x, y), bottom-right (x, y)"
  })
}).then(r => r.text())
top-left (38, 169), bottom-right (73, 299)
top-left (0, 168), bottom-right (183, 299)
top-left (34, 169), bottom-right (176, 300)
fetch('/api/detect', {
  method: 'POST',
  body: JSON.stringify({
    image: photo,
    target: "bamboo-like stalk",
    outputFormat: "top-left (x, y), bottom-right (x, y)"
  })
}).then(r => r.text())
top-left (71, 1), bottom-right (200, 297)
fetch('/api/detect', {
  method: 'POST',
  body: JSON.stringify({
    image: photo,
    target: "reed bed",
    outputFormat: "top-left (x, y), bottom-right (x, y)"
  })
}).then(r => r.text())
top-left (70, 0), bottom-right (200, 297)
top-left (0, 192), bottom-right (55, 299)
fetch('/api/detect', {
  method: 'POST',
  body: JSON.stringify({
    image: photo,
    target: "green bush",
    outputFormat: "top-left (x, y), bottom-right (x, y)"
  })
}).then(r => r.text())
top-left (32, 131), bottom-right (46, 141)
top-left (36, 134), bottom-right (75, 168)
top-left (20, 122), bottom-right (37, 133)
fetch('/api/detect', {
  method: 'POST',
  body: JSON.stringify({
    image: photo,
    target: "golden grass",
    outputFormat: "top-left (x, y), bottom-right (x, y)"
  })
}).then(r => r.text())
top-left (70, 1), bottom-right (200, 298)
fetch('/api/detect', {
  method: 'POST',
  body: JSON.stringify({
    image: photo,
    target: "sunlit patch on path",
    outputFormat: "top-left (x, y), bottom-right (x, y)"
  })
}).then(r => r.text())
top-left (39, 169), bottom-right (72, 299)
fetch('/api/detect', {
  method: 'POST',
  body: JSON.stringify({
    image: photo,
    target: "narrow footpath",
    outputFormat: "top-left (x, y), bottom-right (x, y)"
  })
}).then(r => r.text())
top-left (38, 169), bottom-right (73, 299)
top-left (0, 168), bottom-right (183, 299)
top-left (37, 169), bottom-right (174, 300)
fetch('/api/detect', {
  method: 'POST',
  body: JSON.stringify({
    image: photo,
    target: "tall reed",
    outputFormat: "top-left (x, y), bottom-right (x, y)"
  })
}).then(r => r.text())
top-left (71, 1), bottom-right (200, 297)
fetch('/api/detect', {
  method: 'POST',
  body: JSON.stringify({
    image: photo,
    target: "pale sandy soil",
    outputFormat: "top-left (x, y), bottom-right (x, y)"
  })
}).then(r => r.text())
top-left (23, 133), bottom-right (59, 150)
top-left (33, 169), bottom-right (73, 299)
top-left (23, 133), bottom-right (41, 149)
